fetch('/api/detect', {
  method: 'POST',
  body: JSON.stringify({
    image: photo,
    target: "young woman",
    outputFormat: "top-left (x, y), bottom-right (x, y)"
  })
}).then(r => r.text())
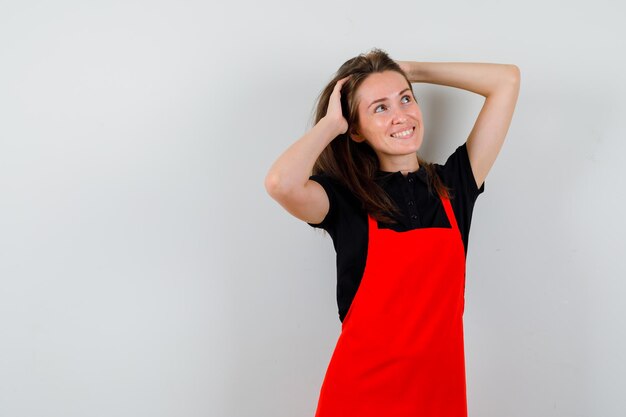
top-left (265, 48), bottom-right (520, 416)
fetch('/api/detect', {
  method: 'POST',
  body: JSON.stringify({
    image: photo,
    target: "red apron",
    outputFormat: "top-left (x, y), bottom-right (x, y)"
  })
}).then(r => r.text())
top-left (314, 196), bottom-right (468, 417)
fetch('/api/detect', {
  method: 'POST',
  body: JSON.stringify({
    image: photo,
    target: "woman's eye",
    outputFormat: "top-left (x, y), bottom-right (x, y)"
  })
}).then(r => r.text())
top-left (375, 96), bottom-right (412, 113)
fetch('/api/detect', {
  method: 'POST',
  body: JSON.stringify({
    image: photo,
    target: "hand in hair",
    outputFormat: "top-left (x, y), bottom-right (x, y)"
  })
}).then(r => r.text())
top-left (323, 75), bottom-right (352, 136)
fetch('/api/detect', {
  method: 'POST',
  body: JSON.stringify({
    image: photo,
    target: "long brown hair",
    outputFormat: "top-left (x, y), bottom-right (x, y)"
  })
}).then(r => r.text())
top-left (310, 48), bottom-right (451, 224)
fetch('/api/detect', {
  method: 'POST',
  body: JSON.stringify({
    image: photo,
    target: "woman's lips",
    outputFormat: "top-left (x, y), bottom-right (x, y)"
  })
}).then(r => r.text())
top-left (390, 126), bottom-right (415, 139)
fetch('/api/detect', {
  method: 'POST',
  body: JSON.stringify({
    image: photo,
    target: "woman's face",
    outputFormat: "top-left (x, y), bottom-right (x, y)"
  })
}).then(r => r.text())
top-left (350, 70), bottom-right (424, 170)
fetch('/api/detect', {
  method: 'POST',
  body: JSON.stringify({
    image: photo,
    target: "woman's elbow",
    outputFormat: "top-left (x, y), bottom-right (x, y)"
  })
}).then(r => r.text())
top-left (264, 172), bottom-right (294, 200)
top-left (264, 172), bottom-right (281, 198)
top-left (508, 65), bottom-right (521, 84)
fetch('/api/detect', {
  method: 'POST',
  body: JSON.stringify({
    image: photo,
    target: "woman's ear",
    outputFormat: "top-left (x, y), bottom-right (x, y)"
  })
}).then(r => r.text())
top-left (350, 128), bottom-right (366, 143)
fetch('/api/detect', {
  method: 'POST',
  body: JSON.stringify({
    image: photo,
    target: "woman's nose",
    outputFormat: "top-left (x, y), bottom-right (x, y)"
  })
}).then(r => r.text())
top-left (392, 112), bottom-right (407, 124)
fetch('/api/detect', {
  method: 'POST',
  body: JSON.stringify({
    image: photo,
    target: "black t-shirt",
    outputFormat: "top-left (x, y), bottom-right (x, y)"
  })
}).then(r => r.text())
top-left (307, 143), bottom-right (485, 323)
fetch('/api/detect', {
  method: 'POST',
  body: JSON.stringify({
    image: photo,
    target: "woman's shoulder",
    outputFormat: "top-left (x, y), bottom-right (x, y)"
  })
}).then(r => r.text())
top-left (309, 173), bottom-right (363, 213)
top-left (434, 142), bottom-right (485, 200)
top-left (309, 173), bottom-right (356, 198)
top-left (307, 173), bottom-right (365, 231)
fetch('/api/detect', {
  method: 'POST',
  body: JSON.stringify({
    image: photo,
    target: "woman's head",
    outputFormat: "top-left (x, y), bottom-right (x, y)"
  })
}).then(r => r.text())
top-left (311, 48), bottom-right (449, 223)
top-left (313, 49), bottom-right (423, 174)
top-left (347, 70), bottom-right (424, 171)
top-left (313, 49), bottom-right (420, 163)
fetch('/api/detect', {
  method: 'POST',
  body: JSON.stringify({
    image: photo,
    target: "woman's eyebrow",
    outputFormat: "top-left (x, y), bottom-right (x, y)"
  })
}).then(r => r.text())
top-left (367, 88), bottom-right (412, 109)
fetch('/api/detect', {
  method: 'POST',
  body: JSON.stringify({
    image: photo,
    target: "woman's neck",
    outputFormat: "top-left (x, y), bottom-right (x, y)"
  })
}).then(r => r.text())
top-left (378, 154), bottom-right (420, 175)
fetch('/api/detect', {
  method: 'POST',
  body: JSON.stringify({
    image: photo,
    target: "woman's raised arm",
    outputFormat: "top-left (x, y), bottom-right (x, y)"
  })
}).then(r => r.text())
top-left (264, 75), bottom-right (351, 224)
top-left (397, 61), bottom-right (521, 189)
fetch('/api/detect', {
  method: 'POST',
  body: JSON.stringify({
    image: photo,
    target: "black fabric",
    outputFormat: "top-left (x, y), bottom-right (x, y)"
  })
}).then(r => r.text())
top-left (307, 143), bottom-right (485, 323)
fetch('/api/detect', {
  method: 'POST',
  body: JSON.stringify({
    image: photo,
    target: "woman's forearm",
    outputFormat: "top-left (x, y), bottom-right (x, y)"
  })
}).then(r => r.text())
top-left (264, 117), bottom-right (341, 196)
top-left (397, 61), bottom-right (520, 97)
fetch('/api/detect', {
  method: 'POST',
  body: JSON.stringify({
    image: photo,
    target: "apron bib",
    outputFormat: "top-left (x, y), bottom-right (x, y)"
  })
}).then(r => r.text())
top-left (315, 196), bottom-right (468, 417)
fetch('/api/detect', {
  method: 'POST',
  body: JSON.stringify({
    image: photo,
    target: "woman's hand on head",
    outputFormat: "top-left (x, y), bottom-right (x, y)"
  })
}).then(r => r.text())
top-left (323, 75), bottom-right (352, 136)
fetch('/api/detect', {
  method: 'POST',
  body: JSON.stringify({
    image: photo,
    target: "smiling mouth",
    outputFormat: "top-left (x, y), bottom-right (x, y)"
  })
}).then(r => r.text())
top-left (390, 126), bottom-right (415, 138)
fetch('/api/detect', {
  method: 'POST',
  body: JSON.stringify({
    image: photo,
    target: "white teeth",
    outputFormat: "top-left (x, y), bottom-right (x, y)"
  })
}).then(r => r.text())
top-left (391, 128), bottom-right (413, 138)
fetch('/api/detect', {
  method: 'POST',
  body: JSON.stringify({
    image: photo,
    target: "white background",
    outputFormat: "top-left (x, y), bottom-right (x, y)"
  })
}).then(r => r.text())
top-left (1, 1), bottom-right (625, 416)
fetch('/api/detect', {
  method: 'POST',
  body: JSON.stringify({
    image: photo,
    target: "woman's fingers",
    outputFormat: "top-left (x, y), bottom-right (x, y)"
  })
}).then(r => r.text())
top-left (325, 75), bottom-right (352, 133)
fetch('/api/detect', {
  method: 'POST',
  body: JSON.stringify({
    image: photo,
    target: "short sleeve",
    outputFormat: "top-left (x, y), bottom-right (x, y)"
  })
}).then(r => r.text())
top-left (437, 143), bottom-right (485, 256)
top-left (442, 143), bottom-right (485, 202)
top-left (307, 174), bottom-right (337, 233)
